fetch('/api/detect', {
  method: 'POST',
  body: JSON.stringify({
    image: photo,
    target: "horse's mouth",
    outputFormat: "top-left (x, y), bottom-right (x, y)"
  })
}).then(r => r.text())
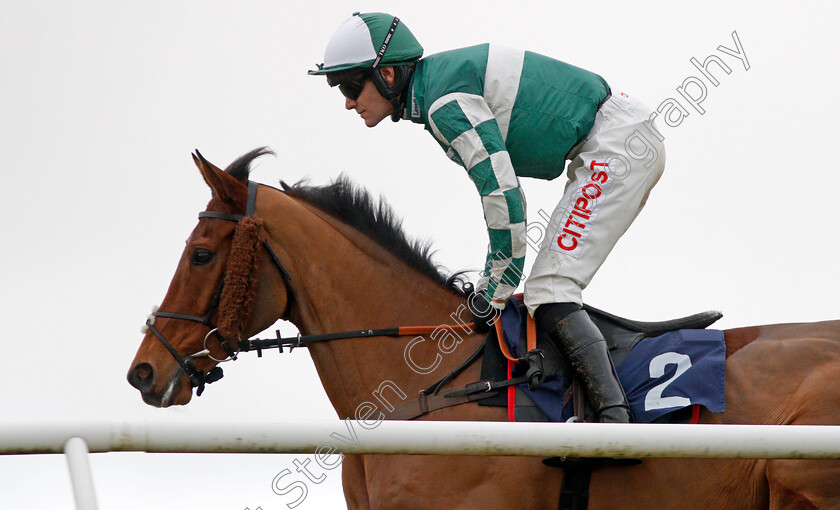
top-left (139, 373), bottom-right (192, 408)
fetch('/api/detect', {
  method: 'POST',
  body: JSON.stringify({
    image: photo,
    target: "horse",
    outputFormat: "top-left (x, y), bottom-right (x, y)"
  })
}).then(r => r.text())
top-left (128, 148), bottom-right (840, 509)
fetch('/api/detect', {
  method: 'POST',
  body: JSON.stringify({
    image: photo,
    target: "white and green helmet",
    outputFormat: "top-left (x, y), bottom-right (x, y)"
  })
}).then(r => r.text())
top-left (308, 12), bottom-right (423, 76)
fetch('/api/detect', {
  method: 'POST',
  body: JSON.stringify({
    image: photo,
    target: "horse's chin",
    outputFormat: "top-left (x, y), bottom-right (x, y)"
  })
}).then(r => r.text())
top-left (140, 375), bottom-right (193, 408)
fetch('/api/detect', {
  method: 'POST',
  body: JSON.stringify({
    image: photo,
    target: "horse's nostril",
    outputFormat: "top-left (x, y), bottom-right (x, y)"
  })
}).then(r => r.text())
top-left (128, 362), bottom-right (156, 391)
top-left (136, 364), bottom-right (152, 380)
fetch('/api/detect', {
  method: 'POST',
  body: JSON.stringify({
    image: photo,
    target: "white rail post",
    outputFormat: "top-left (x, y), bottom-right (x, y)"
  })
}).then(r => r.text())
top-left (64, 437), bottom-right (99, 510)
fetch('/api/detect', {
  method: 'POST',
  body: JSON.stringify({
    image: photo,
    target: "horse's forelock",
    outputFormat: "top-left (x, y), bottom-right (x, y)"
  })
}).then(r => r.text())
top-left (224, 147), bottom-right (275, 182)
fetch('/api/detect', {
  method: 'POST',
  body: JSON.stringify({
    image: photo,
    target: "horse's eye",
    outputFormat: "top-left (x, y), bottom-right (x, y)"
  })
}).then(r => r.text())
top-left (191, 248), bottom-right (214, 266)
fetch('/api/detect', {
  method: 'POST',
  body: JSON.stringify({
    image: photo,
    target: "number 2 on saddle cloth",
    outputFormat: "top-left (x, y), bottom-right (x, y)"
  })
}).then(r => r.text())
top-left (488, 296), bottom-right (725, 424)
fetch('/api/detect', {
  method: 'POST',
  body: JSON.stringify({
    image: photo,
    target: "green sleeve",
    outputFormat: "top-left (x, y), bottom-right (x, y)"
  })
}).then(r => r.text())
top-left (428, 92), bottom-right (527, 306)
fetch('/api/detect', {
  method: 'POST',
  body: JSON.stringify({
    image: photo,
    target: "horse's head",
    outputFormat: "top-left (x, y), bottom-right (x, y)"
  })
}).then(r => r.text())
top-left (127, 148), bottom-right (290, 407)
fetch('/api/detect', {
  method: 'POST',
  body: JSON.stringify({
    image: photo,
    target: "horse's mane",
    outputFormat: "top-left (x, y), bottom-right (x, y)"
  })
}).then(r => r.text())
top-left (225, 147), bottom-right (467, 297)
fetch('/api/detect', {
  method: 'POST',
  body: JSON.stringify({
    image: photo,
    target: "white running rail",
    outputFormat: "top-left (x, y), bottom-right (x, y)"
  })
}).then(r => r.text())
top-left (6, 421), bottom-right (839, 510)
top-left (3, 421), bottom-right (840, 458)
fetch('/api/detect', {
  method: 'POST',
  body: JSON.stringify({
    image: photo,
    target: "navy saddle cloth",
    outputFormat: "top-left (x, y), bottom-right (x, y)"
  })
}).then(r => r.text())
top-left (479, 298), bottom-right (726, 423)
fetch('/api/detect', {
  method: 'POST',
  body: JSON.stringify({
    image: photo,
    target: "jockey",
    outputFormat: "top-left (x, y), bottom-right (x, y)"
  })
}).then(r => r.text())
top-left (309, 12), bottom-right (665, 423)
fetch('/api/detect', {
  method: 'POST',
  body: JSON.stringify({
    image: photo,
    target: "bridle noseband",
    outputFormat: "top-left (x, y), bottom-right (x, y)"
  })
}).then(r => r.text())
top-left (143, 180), bottom-right (293, 396)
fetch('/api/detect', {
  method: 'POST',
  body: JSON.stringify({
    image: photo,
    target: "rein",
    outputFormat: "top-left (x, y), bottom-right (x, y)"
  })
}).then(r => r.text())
top-left (238, 324), bottom-right (474, 355)
top-left (145, 180), bottom-right (478, 398)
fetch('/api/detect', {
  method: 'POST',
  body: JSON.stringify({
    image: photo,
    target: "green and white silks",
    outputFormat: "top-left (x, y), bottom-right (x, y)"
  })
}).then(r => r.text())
top-left (405, 44), bottom-right (615, 306)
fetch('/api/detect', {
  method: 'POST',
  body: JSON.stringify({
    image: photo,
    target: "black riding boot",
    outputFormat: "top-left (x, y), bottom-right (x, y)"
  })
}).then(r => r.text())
top-left (536, 305), bottom-right (632, 423)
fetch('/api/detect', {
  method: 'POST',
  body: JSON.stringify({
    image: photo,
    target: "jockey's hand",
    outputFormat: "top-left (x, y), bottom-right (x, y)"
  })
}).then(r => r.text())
top-left (467, 288), bottom-right (498, 334)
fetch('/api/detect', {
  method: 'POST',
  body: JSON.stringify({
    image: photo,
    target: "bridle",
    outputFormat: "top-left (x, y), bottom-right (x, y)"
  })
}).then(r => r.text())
top-left (142, 179), bottom-right (477, 398)
top-left (143, 180), bottom-right (293, 396)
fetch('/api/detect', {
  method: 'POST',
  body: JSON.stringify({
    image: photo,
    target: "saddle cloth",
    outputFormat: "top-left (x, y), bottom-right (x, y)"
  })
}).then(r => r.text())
top-left (493, 297), bottom-right (726, 423)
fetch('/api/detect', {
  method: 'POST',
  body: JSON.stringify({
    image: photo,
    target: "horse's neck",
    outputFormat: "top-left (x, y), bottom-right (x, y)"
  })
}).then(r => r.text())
top-left (262, 191), bottom-right (475, 419)
top-left (279, 198), bottom-right (462, 330)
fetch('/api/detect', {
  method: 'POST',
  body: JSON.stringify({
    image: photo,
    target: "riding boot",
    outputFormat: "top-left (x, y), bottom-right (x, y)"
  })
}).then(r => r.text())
top-left (536, 305), bottom-right (632, 423)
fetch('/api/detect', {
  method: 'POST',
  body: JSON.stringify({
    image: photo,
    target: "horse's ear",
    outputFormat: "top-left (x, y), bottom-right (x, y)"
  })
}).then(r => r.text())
top-left (192, 150), bottom-right (248, 210)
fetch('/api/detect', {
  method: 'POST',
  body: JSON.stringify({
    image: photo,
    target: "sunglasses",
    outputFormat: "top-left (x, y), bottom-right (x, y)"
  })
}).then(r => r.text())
top-left (337, 73), bottom-right (368, 101)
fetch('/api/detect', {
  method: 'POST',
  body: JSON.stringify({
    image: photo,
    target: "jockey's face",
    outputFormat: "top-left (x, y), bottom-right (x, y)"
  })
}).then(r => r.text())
top-left (344, 67), bottom-right (395, 128)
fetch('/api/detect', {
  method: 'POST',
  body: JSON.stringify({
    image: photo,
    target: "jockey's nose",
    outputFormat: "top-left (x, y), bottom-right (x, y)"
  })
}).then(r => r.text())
top-left (127, 362), bottom-right (156, 393)
top-left (345, 97), bottom-right (356, 110)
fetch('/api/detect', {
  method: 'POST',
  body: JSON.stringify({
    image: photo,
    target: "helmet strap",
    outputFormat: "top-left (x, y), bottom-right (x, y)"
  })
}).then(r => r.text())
top-left (368, 69), bottom-right (399, 120)
top-left (368, 16), bottom-right (408, 122)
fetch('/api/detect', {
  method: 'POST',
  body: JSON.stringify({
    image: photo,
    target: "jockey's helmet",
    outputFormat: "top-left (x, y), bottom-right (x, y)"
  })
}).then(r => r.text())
top-left (309, 12), bottom-right (423, 119)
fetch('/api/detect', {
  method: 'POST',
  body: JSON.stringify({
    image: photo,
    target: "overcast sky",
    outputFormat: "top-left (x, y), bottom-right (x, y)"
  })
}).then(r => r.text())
top-left (1, 1), bottom-right (838, 509)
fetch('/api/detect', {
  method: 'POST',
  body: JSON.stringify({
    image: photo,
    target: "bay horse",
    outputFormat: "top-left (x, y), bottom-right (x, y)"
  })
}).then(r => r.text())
top-left (128, 148), bottom-right (840, 509)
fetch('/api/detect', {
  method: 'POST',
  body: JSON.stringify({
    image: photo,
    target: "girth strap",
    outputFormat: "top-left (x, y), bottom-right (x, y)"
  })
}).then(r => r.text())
top-left (423, 341), bottom-right (485, 396)
top-left (383, 387), bottom-right (500, 420)
top-left (443, 376), bottom-right (528, 399)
